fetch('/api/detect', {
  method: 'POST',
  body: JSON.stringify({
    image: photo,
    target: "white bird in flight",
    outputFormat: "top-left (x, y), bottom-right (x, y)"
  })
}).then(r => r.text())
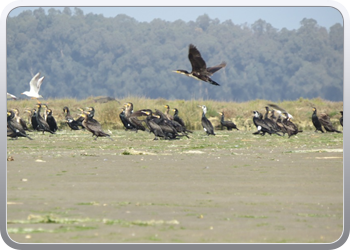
top-left (21, 72), bottom-right (44, 99)
top-left (7, 92), bottom-right (17, 100)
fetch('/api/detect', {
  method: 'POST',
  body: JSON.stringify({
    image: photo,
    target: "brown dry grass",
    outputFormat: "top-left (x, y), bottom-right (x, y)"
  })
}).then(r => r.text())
top-left (7, 96), bottom-right (343, 131)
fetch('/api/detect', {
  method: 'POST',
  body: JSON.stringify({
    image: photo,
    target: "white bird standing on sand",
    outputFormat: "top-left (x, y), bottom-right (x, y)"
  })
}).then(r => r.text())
top-left (21, 72), bottom-right (44, 99)
top-left (7, 92), bottom-right (17, 100)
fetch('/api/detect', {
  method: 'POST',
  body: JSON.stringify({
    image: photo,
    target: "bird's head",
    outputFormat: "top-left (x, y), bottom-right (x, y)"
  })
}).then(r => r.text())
top-left (11, 108), bottom-right (19, 115)
top-left (253, 111), bottom-right (260, 118)
top-left (173, 70), bottom-right (189, 75)
top-left (198, 105), bottom-right (207, 114)
top-left (141, 110), bottom-right (151, 116)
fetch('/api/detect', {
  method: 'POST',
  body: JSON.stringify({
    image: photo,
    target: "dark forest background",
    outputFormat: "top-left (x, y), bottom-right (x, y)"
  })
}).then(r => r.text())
top-left (6, 7), bottom-right (344, 102)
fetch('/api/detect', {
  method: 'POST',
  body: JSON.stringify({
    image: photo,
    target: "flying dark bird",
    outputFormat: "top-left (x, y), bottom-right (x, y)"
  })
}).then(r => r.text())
top-left (80, 113), bottom-right (113, 140)
top-left (46, 108), bottom-right (58, 132)
top-left (63, 106), bottom-right (82, 130)
top-left (199, 105), bottom-right (215, 136)
top-left (340, 111), bottom-right (343, 127)
top-left (7, 110), bottom-right (33, 140)
top-left (319, 113), bottom-right (342, 133)
top-left (218, 112), bottom-right (239, 130)
top-left (173, 44), bottom-right (226, 86)
top-left (311, 107), bottom-right (324, 133)
top-left (36, 103), bottom-right (55, 134)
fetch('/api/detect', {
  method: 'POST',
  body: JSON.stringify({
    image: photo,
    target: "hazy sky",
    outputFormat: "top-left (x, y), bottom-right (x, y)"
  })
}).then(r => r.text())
top-left (8, 6), bottom-right (343, 30)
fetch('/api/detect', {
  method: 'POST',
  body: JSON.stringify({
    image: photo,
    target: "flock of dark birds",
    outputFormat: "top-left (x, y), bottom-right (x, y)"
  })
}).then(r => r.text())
top-left (6, 101), bottom-right (343, 141)
top-left (7, 44), bottom-right (343, 141)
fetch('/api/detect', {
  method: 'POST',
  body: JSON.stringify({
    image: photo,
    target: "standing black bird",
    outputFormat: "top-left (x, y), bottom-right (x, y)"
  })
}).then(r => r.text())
top-left (154, 109), bottom-right (188, 138)
top-left (218, 112), bottom-right (239, 130)
top-left (252, 111), bottom-right (281, 136)
top-left (173, 108), bottom-right (193, 134)
top-left (119, 108), bottom-right (136, 131)
top-left (36, 103), bottom-right (55, 134)
top-left (75, 108), bottom-right (86, 128)
top-left (63, 106), bottom-right (82, 130)
top-left (263, 106), bottom-right (279, 132)
top-left (319, 113), bottom-right (342, 133)
top-left (164, 105), bottom-right (174, 120)
top-left (141, 110), bottom-right (166, 140)
top-left (25, 109), bottom-right (39, 131)
top-left (123, 102), bottom-right (148, 132)
top-left (340, 111), bottom-right (343, 127)
top-left (7, 110), bottom-right (33, 140)
top-left (173, 44), bottom-right (226, 86)
top-left (80, 113), bottom-right (113, 140)
top-left (46, 108), bottom-right (58, 132)
top-left (12, 108), bottom-right (32, 132)
top-left (86, 107), bottom-right (97, 120)
top-left (199, 105), bottom-right (215, 136)
top-left (312, 107), bottom-right (324, 133)
top-left (282, 116), bottom-right (302, 138)
top-left (173, 108), bottom-right (185, 127)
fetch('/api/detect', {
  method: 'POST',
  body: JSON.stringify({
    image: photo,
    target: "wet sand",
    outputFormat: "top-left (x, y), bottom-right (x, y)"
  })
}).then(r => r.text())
top-left (6, 130), bottom-right (343, 243)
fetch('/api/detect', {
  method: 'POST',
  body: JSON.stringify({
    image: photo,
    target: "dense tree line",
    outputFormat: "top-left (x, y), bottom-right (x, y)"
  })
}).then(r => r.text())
top-left (7, 7), bottom-right (344, 102)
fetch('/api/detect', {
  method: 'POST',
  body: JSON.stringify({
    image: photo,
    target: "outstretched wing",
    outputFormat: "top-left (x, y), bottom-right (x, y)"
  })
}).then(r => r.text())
top-left (188, 44), bottom-right (207, 73)
top-left (267, 103), bottom-right (286, 113)
top-left (7, 92), bottom-right (17, 100)
top-left (29, 73), bottom-right (41, 93)
top-left (36, 76), bottom-right (45, 92)
top-left (207, 61), bottom-right (227, 75)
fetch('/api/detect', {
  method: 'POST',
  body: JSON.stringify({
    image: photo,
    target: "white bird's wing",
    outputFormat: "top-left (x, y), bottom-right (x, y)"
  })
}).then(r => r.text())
top-left (36, 76), bottom-right (45, 92)
top-left (7, 92), bottom-right (17, 99)
top-left (29, 72), bottom-right (41, 93)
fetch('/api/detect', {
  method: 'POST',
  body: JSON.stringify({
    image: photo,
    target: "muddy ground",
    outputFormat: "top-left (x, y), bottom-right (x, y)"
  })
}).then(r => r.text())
top-left (6, 129), bottom-right (343, 244)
